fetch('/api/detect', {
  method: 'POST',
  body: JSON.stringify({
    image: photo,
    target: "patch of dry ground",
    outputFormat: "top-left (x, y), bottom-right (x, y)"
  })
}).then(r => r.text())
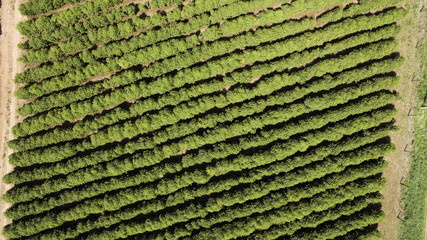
top-left (0, 0), bottom-right (25, 237)
top-left (378, 0), bottom-right (426, 239)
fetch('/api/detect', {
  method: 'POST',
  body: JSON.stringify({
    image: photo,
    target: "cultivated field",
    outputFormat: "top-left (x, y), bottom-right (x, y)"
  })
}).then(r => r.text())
top-left (0, 0), bottom-right (421, 239)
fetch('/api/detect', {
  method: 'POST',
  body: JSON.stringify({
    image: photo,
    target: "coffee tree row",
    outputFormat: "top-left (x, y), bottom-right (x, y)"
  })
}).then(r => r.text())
top-left (13, 8), bottom-right (405, 135)
top-left (4, 0), bottom-right (406, 239)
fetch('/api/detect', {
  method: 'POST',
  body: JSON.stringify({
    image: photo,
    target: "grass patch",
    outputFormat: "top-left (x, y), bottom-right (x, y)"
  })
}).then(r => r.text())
top-left (399, 40), bottom-right (427, 240)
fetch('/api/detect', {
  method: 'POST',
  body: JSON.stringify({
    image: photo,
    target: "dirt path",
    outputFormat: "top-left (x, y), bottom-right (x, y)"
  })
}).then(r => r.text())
top-left (0, 0), bottom-right (25, 236)
top-left (378, 0), bottom-right (426, 239)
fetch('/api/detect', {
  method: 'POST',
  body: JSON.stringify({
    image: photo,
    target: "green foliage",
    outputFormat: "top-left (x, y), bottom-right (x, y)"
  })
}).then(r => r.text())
top-left (202, 0), bottom-right (350, 41)
top-left (17, 0), bottom-right (256, 64)
top-left (4, 73), bottom-right (400, 205)
top-left (3, 90), bottom-right (397, 237)
top-left (18, 4), bottom-right (137, 50)
top-left (5, 117), bottom-right (396, 220)
top-left (138, 157), bottom-right (389, 239)
top-left (18, 0), bottom-right (84, 17)
top-left (288, 208), bottom-right (385, 240)
top-left (4, 90), bottom-right (394, 236)
top-left (108, 8), bottom-right (406, 88)
top-left (182, 173), bottom-right (387, 240)
top-left (12, 8), bottom-right (405, 136)
top-left (9, 38), bottom-right (399, 167)
top-left (317, 6), bottom-right (344, 25)
top-left (19, 0), bottom-right (398, 86)
top-left (87, 163), bottom-right (388, 240)
top-left (317, 0), bottom-right (405, 25)
top-left (15, 0), bottom-right (315, 88)
top-left (13, 17), bottom-right (315, 132)
top-left (9, 23), bottom-right (402, 153)
top-left (247, 196), bottom-right (384, 240)
top-left (150, 0), bottom-right (184, 8)
top-left (344, 0), bottom-right (404, 17)
top-left (399, 25), bottom-right (427, 240)
top-left (3, 136), bottom-right (390, 238)
top-left (18, 0), bottom-right (122, 34)
top-left (4, 0), bottom-right (408, 239)
top-left (335, 227), bottom-right (382, 240)
top-left (82, 125), bottom-right (396, 240)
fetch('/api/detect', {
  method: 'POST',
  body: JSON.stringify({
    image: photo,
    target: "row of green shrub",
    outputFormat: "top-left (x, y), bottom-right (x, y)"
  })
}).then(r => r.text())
top-left (5, 44), bottom-right (401, 239)
top-left (149, 0), bottom-right (183, 8)
top-left (9, 38), bottom-right (398, 167)
top-left (201, 0), bottom-right (348, 41)
top-left (317, 0), bottom-right (403, 24)
top-left (18, 0), bottom-right (84, 17)
top-left (13, 8), bottom-right (406, 137)
top-left (10, 23), bottom-right (402, 154)
top-left (6, 62), bottom-right (403, 205)
top-left (6, 47), bottom-right (402, 189)
top-left (19, 0), bottom-right (226, 59)
top-left (17, 0), bottom-right (368, 90)
top-left (18, 0), bottom-right (272, 64)
top-left (6, 0), bottom-right (406, 239)
top-left (293, 209), bottom-right (384, 240)
top-left (19, 4), bottom-right (137, 50)
top-left (18, 0), bottom-right (238, 41)
top-left (14, 0), bottom-right (273, 86)
top-left (3, 88), bottom-right (396, 236)
top-left (16, 32), bottom-right (201, 89)
top-left (16, 0), bottom-right (317, 97)
top-left (174, 168), bottom-right (387, 240)
top-left (132, 127), bottom-right (393, 240)
top-left (16, 8), bottom-right (319, 120)
top-left (73, 124), bottom-right (395, 240)
top-left (3, 119), bottom-right (391, 238)
top-left (4, 71), bottom-right (399, 205)
top-left (335, 227), bottom-right (382, 240)
top-left (16, 0), bottom-right (402, 76)
top-left (4, 66), bottom-right (401, 206)
top-left (6, 119), bottom-right (395, 224)
top-left (4, 66), bottom-right (399, 184)
top-left (252, 204), bottom-right (384, 240)
top-left (15, 1), bottom-right (404, 125)
top-left (25, 94), bottom-right (392, 238)
top-left (13, 17), bottom-right (316, 134)
top-left (10, 43), bottom-right (402, 158)
top-left (19, 0), bottom-right (123, 35)
top-left (17, 0), bottom-right (185, 19)
top-left (109, 9), bottom-right (405, 87)
top-left (88, 156), bottom-right (389, 240)
top-left (5, 113), bottom-right (397, 224)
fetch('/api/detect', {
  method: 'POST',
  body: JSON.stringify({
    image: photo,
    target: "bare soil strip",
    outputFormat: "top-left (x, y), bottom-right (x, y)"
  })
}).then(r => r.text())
top-left (379, 0), bottom-right (426, 239)
top-left (0, 0), bottom-right (25, 235)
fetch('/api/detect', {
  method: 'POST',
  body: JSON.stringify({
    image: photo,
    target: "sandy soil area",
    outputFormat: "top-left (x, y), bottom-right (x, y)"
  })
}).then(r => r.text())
top-left (0, 0), bottom-right (25, 237)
